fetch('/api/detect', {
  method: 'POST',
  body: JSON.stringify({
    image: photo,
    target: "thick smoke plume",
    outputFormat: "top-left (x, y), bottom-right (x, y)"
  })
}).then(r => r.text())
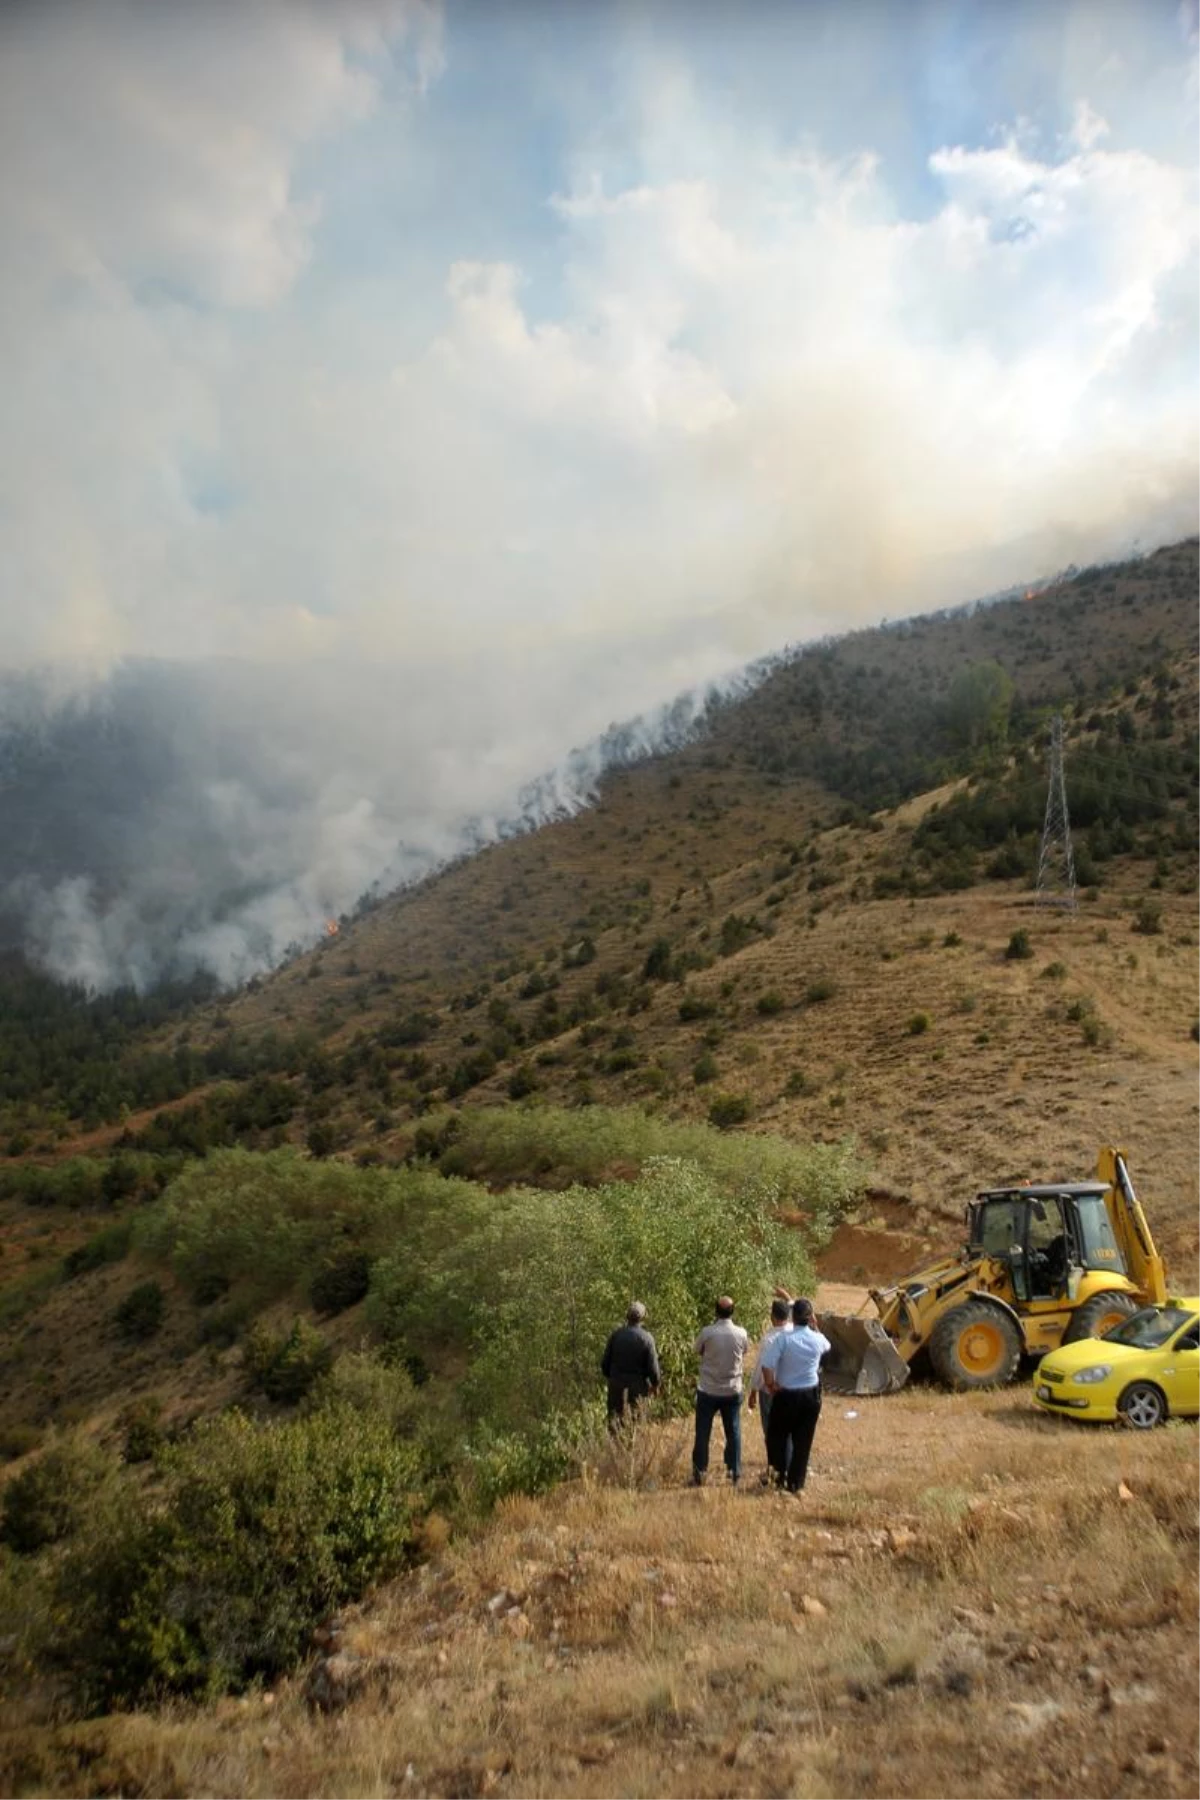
top-left (0, 648), bottom-right (763, 993)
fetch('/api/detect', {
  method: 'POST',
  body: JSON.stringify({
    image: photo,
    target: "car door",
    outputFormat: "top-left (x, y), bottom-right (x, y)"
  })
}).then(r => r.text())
top-left (1158, 1319), bottom-right (1199, 1417)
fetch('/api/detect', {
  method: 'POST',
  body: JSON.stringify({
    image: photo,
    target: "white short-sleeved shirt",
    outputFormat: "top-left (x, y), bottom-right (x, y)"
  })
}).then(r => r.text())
top-left (751, 1321), bottom-right (793, 1392)
top-left (759, 1323), bottom-right (831, 1390)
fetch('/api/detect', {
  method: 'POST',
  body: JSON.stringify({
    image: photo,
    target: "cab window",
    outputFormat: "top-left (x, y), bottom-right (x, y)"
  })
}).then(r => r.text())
top-left (973, 1198), bottom-right (1023, 1256)
top-left (1072, 1194), bottom-right (1126, 1273)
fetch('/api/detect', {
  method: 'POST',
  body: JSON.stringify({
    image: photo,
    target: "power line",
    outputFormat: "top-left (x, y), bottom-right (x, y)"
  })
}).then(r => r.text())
top-left (1036, 715), bottom-right (1077, 912)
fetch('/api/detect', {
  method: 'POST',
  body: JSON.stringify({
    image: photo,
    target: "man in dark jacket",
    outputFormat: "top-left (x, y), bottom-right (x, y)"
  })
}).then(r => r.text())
top-left (601, 1301), bottom-right (661, 1428)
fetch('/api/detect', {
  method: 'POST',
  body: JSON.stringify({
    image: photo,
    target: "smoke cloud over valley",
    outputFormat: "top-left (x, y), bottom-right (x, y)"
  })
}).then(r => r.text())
top-left (0, 642), bottom-right (762, 991)
top-left (1, 2), bottom-right (1196, 989)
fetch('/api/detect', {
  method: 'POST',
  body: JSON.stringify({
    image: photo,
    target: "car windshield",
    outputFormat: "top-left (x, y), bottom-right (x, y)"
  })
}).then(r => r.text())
top-left (1103, 1305), bottom-right (1196, 1349)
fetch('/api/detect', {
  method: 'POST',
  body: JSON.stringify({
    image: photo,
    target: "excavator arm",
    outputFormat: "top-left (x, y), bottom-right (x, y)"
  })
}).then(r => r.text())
top-left (1096, 1147), bottom-right (1167, 1307)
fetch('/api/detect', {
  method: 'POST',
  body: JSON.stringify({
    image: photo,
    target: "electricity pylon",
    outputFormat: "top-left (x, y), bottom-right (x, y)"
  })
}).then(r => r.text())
top-left (1035, 714), bottom-right (1077, 911)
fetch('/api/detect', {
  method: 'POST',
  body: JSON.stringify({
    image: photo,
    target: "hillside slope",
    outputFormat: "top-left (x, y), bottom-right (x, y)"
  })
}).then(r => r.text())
top-left (0, 541), bottom-right (1196, 1800)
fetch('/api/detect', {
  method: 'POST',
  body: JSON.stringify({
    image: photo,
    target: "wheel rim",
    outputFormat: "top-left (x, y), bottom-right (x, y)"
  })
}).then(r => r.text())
top-left (1122, 1386), bottom-right (1163, 1429)
top-left (959, 1321), bottom-right (1007, 1377)
top-left (1091, 1305), bottom-right (1132, 1335)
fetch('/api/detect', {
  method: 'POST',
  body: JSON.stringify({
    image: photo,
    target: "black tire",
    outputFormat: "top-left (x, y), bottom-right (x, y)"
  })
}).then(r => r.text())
top-left (928, 1301), bottom-right (1023, 1390)
top-left (1063, 1291), bottom-right (1140, 1344)
top-left (1117, 1381), bottom-right (1167, 1430)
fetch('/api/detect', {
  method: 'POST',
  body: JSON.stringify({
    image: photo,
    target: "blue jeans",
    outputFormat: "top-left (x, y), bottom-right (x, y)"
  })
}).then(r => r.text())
top-left (693, 1390), bottom-right (742, 1481)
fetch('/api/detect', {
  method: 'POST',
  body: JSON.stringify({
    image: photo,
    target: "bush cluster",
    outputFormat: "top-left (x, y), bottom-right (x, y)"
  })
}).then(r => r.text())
top-left (57, 1404), bottom-right (424, 1706)
top-left (5, 1114), bottom-right (864, 1707)
top-left (243, 1319), bottom-right (333, 1404)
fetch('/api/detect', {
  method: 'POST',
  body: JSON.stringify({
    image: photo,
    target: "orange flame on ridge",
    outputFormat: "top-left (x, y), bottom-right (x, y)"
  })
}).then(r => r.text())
top-left (324, 919), bottom-right (339, 937)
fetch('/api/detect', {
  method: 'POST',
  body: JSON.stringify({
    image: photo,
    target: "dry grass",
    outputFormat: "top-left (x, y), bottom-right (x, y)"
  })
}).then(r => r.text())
top-left (3, 1390), bottom-right (1195, 1799)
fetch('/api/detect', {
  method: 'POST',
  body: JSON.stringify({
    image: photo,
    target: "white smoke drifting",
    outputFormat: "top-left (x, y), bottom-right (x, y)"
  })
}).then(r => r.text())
top-left (0, 643), bottom-right (763, 991)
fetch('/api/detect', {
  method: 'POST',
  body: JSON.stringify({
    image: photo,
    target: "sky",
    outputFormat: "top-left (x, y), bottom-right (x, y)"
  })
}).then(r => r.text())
top-left (0, 0), bottom-right (1197, 988)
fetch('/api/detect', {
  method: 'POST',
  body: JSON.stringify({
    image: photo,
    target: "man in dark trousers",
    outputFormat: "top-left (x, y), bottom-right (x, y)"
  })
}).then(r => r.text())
top-left (757, 1297), bottom-right (832, 1494)
top-left (601, 1301), bottom-right (661, 1429)
top-left (692, 1295), bottom-right (749, 1485)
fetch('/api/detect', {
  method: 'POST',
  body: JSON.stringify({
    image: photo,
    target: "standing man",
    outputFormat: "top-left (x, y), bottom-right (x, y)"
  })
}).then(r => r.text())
top-left (692, 1296), bottom-right (749, 1486)
top-left (758, 1297), bottom-right (831, 1494)
top-left (601, 1301), bottom-right (661, 1430)
top-left (748, 1296), bottom-right (793, 1451)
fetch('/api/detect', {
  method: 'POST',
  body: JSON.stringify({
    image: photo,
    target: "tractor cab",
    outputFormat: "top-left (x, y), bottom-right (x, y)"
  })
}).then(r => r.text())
top-left (966, 1182), bottom-right (1125, 1304)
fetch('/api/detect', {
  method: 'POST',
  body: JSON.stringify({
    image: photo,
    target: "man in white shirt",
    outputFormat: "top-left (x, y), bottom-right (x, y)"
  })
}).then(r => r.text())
top-left (748, 1296), bottom-right (793, 1448)
top-left (691, 1296), bottom-right (749, 1486)
top-left (758, 1297), bottom-right (832, 1493)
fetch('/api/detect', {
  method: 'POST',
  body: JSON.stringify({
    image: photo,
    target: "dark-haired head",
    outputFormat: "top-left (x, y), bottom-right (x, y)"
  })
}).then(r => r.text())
top-left (792, 1297), bottom-right (815, 1327)
top-left (770, 1298), bottom-right (791, 1323)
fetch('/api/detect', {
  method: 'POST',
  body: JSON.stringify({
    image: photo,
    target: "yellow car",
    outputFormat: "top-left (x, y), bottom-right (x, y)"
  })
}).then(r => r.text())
top-left (1033, 1296), bottom-right (1200, 1428)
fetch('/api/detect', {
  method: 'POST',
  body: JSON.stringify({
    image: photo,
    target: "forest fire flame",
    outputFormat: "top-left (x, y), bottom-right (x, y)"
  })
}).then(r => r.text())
top-left (324, 919), bottom-right (339, 937)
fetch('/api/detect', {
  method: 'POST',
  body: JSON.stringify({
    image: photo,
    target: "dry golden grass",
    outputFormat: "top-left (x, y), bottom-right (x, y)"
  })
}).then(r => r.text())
top-left (3, 1386), bottom-right (1195, 1799)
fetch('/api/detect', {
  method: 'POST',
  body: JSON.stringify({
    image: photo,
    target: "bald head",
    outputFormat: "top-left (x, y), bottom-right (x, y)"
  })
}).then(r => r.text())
top-left (715, 1296), bottom-right (735, 1318)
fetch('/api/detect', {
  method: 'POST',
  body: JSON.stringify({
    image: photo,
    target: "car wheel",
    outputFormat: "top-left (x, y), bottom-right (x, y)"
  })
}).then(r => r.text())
top-left (1117, 1381), bottom-right (1167, 1430)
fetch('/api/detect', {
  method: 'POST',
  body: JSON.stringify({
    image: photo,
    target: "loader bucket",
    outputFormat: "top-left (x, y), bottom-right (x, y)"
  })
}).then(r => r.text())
top-left (821, 1314), bottom-right (910, 1396)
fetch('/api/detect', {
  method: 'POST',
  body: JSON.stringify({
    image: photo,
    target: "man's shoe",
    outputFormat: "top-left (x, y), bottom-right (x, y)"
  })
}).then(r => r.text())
top-left (690, 1470), bottom-right (706, 1487)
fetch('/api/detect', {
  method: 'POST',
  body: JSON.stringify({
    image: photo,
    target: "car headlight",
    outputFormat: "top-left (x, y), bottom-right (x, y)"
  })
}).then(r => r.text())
top-left (1070, 1365), bottom-right (1112, 1385)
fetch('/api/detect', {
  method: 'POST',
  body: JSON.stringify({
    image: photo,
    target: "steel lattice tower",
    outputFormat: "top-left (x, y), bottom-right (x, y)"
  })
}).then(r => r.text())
top-left (1035, 714), bottom-right (1077, 910)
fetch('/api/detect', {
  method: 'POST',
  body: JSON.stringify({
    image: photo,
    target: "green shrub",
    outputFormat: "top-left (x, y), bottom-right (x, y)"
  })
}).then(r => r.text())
top-left (718, 914), bottom-right (763, 957)
top-left (1132, 902), bottom-right (1162, 936)
top-left (306, 1121), bottom-right (338, 1158)
top-left (62, 1221), bottom-right (133, 1281)
top-left (57, 1405), bottom-right (424, 1705)
top-left (642, 938), bottom-right (672, 981)
top-left (370, 1157), bottom-right (817, 1435)
top-left (692, 1052), bottom-right (719, 1086)
top-left (412, 1105), bottom-right (863, 1222)
top-left (1004, 929), bottom-right (1033, 961)
top-left (942, 931), bottom-right (962, 948)
top-left (707, 1093), bottom-right (752, 1130)
top-left (0, 1435), bottom-right (113, 1554)
top-left (464, 1412), bottom-right (593, 1511)
top-left (804, 978), bottom-right (837, 1005)
top-left (140, 1149), bottom-right (442, 1305)
top-left (1040, 961), bottom-right (1068, 980)
top-left (309, 1250), bottom-right (372, 1317)
top-left (243, 1319), bottom-right (333, 1405)
top-left (304, 1350), bottom-right (420, 1437)
top-left (0, 1422), bottom-right (43, 1463)
top-left (196, 1296), bottom-right (254, 1349)
top-left (756, 990), bottom-right (785, 1015)
top-left (120, 1397), bottom-right (165, 1465)
top-left (678, 994), bottom-right (717, 1022)
top-left (907, 1012), bottom-right (932, 1035)
top-left (113, 1280), bottom-right (166, 1342)
top-left (506, 1064), bottom-right (538, 1100)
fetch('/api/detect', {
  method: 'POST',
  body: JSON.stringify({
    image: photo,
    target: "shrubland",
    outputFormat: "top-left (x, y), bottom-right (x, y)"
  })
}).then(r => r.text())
top-left (0, 1109), bottom-right (864, 1711)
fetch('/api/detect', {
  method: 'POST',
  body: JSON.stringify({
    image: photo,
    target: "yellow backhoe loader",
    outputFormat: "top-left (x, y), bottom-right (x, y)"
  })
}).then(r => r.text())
top-left (823, 1148), bottom-right (1168, 1394)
